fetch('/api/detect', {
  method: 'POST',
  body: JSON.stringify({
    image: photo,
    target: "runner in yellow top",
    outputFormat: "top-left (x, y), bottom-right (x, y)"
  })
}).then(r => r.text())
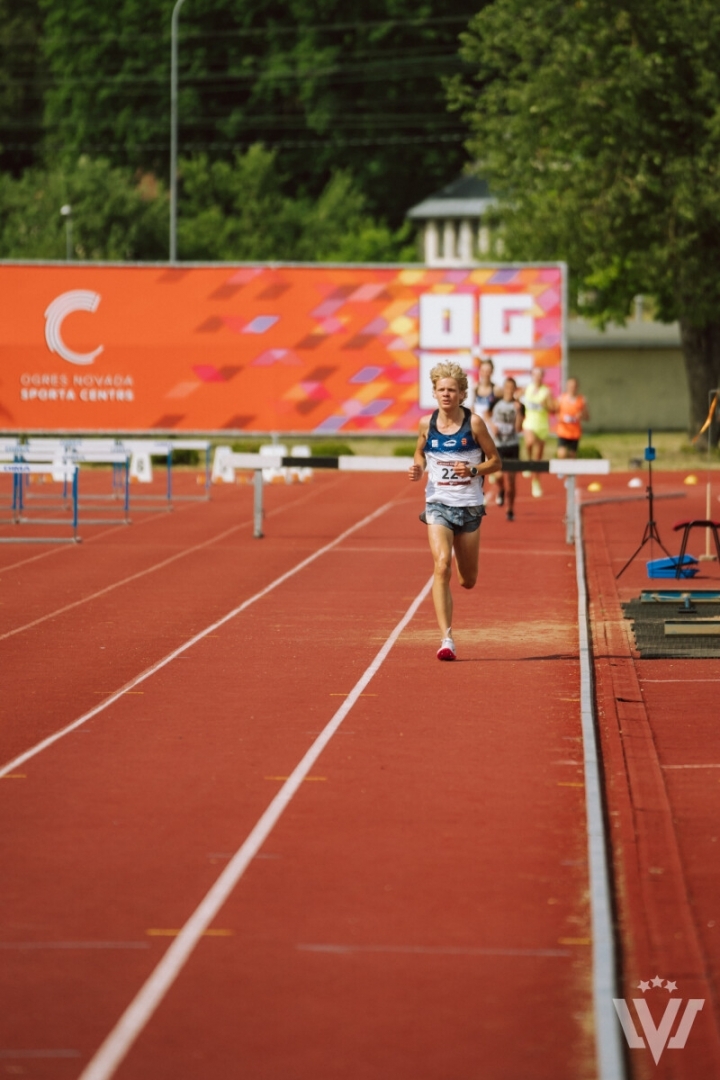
top-left (521, 367), bottom-right (556, 497)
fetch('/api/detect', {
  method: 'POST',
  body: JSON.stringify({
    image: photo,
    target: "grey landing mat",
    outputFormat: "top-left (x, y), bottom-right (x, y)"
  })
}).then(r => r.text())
top-left (622, 592), bottom-right (720, 659)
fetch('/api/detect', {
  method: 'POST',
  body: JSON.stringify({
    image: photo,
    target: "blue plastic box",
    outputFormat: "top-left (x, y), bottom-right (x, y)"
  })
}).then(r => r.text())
top-left (646, 555), bottom-right (699, 579)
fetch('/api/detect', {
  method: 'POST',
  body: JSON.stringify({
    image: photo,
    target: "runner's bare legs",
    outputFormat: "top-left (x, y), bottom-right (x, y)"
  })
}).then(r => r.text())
top-left (427, 523), bottom-right (480, 636)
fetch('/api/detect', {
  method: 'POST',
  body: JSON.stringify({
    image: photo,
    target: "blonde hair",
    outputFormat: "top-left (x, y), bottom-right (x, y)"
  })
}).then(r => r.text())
top-left (429, 361), bottom-right (468, 402)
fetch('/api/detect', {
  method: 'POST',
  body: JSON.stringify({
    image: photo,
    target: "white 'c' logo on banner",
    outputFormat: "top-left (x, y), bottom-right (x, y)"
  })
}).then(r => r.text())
top-left (44, 290), bottom-right (104, 366)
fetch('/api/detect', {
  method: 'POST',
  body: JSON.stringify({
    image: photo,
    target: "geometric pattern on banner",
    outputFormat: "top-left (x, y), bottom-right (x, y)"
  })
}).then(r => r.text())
top-left (0, 263), bottom-right (564, 434)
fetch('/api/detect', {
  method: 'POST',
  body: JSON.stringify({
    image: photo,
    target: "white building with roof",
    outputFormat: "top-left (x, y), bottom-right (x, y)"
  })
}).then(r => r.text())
top-left (406, 176), bottom-right (496, 265)
top-left (406, 175), bottom-right (688, 431)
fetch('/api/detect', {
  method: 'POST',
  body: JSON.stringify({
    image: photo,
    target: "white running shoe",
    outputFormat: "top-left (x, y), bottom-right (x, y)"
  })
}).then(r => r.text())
top-left (437, 634), bottom-right (456, 661)
top-left (531, 478), bottom-right (543, 498)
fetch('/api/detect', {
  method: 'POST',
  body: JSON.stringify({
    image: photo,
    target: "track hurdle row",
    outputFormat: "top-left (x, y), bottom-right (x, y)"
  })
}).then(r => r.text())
top-left (5, 438), bottom-right (213, 510)
top-left (214, 451), bottom-right (610, 540)
top-left (1, 449), bottom-right (132, 523)
top-left (0, 461), bottom-right (80, 543)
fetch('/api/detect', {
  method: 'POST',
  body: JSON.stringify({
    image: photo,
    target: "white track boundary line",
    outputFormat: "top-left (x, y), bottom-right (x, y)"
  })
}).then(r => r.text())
top-left (0, 503), bottom-right (197, 573)
top-left (0, 478), bottom-right (343, 644)
top-left (76, 573), bottom-right (433, 1080)
top-left (0, 519), bottom-right (249, 644)
top-left (574, 493), bottom-right (627, 1080)
top-left (0, 498), bottom-right (396, 779)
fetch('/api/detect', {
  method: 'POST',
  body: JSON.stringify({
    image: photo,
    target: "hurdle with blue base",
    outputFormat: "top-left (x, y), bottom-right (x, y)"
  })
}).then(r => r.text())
top-left (16, 437), bottom-right (212, 511)
top-left (0, 461), bottom-right (80, 543)
top-left (0, 450), bottom-right (131, 527)
top-left (219, 452), bottom-right (610, 541)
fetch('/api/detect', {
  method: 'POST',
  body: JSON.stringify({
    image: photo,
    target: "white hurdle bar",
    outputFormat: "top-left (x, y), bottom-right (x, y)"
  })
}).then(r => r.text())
top-left (20, 437), bottom-right (213, 507)
top-left (501, 458), bottom-right (611, 544)
top-left (0, 462), bottom-right (80, 543)
top-left (0, 450), bottom-right (132, 526)
top-left (222, 451), bottom-right (609, 541)
top-left (556, 460), bottom-right (611, 544)
top-left (222, 453), bottom-right (613, 544)
top-left (224, 452), bottom-right (408, 538)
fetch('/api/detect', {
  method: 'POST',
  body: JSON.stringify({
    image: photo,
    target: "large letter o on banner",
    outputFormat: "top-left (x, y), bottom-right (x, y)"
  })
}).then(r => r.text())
top-left (44, 290), bottom-right (104, 366)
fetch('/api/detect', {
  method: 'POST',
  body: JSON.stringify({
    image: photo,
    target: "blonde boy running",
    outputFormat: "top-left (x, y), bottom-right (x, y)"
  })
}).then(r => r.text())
top-left (409, 361), bottom-right (500, 660)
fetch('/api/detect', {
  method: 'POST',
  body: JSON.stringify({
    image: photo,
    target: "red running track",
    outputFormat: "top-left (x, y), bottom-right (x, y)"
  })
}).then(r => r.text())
top-left (581, 474), bottom-right (720, 1080)
top-left (1, 471), bottom-right (595, 1079)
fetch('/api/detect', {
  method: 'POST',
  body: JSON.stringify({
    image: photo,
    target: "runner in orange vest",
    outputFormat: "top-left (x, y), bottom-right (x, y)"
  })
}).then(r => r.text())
top-left (556, 377), bottom-right (589, 459)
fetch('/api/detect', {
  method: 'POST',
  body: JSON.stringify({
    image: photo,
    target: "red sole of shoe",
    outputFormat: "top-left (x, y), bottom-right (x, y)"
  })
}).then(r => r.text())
top-left (436, 648), bottom-right (456, 661)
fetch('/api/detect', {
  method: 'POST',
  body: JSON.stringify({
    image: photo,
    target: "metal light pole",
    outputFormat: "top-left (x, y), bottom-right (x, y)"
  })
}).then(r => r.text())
top-left (60, 204), bottom-right (73, 260)
top-left (170, 0), bottom-right (188, 263)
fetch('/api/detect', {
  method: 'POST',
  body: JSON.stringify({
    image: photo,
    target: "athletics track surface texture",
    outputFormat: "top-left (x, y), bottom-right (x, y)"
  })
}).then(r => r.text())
top-left (582, 477), bottom-right (720, 1080)
top-left (0, 468), bottom-right (717, 1078)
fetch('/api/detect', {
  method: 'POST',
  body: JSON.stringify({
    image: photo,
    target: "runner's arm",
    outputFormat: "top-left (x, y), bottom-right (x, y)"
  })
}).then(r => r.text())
top-left (408, 419), bottom-right (429, 482)
top-left (453, 415), bottom-right (500, 478)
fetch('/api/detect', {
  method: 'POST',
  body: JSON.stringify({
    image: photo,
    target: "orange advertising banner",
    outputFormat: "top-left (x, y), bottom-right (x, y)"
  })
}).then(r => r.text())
top-left (0, 263), bottom-right (565, 434)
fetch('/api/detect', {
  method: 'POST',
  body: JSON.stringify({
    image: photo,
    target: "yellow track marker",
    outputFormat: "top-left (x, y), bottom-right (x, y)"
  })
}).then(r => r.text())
top-left (557, 781), bottom-right (584, 787)
top-left (559, 937), bottom-right (591, 945)
top-left (1, 774), bottom-right (26, 779)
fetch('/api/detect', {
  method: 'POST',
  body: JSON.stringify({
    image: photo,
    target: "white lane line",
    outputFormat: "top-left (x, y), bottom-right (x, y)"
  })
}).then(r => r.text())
top-left (0, 503), bottom-right (197, 573)
top-left (0, 1051), bottom-right (82, 1059)
top-left (76, 574), bottom-right (433, 1080)
top-left (0, 520), bottom-right (253, 643)
top-left (574, 494), bottom-right (627, 1080)
top-left (0, 941), bottom-right (150, 950)
top-left (297, 944), bottom-right (571, 957)
top-left (662, 763), bottom-right (720, 769)
top-left (0, 479), bottom-right (343, 644)
top-left (0, 498), bottom-right (396, 780)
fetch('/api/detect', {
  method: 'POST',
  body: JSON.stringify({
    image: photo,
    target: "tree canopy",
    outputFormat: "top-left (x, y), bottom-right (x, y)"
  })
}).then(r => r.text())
top-left (36, 0), bottom-right (477, 225)
top-left (0, 147), bottom-right (415, 263)
top-left (451, 0), bottom-right (720, 435)
top-left (0, 0), bottom-right (480, 264)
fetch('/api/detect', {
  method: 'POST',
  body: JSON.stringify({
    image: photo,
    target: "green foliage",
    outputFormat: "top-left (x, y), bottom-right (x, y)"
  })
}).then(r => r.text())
top-left (230, 439), bottom-right (264, 452)
top-left (168, 448), bottom-right (200, 465)
top-left (392, 442), bottom-right (417, 456)
top-left (577, 443), bottom-right (602, 460)
top-left (0, 0), bottom-right (43, 174)
top-left (0, 145), bottom-right (413, 262)
top-left (450, 0), bottom-right (720, 434)
top-left (309, 441), bottom-right (354, 457)
top-left (37, 0), bottom-right (477, 225)
top-left (177, 147), bottom-right (415, 262)
top-left (0, 157), bottom-right (167, 260)
top-left (450, 0), bottom-right (720, 329)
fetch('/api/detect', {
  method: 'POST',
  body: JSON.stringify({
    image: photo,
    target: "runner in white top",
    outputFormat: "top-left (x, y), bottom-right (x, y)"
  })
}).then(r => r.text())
top-left (409, 361), bottom-right (500, 661)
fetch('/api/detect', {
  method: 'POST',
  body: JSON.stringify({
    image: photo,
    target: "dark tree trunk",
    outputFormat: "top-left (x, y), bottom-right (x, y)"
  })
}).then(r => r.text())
top-left (679, 319), bottom-right (720, 447)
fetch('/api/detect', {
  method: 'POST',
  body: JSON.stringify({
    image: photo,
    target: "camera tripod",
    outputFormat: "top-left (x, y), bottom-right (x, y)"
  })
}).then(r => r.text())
top-left (616, 431), bottom-right (672, 579)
